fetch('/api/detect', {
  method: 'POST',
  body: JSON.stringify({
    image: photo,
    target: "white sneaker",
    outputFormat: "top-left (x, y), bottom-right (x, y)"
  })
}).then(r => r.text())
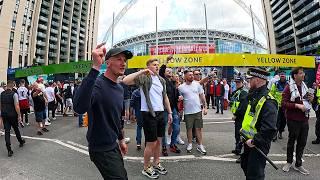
top-left (177, 136), bottom-right (185, 145)
top-left (26, 123), bottom-right (30, 126)
top-left (167, 135), bottom-right (171, 146)
top-left (282, 163), bottom-right (292, 172)
top-left (197, 144), bottom-right (207, 155)
top-left (124, 137), bottom-right (130, 144)
top-left (52, 117), bottom-right (57, 120)
top-left (186, 143), bottom-right (192, 153)
top-left (45, 121), bottom-right (51, 126)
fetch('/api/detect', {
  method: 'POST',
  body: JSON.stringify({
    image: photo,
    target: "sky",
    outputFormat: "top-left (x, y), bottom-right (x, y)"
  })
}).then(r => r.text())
top-left (97, 0), bottom-right (267, 48)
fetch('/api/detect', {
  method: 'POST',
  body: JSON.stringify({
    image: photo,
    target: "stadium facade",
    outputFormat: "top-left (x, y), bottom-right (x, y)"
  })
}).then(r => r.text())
top-left (114, 29), bottom-right (267, 56)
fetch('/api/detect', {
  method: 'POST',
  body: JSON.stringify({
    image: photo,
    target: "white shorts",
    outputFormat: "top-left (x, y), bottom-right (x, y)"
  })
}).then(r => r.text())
top-left (66, 98), bottom-right (73, 107)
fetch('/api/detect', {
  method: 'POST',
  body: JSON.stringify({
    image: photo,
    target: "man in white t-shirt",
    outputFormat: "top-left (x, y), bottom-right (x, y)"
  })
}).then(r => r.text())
top-left (17, 79), bottom-right (30, 126)
top-left (45, 82), bottom-right (56, 120)
top-left (36, 78), bottom-right (50, 125)
top-left (223, 79), bottom-right (230, 110)
top-left (178, 70), bottom-right (208, 155)
top-left (123, 59), bottom-right (173, 179)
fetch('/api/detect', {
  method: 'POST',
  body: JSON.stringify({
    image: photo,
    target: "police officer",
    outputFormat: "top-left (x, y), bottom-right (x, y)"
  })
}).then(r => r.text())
top-left (231, 76), bottom-right (248, 157)
top-left (312, 82), bottom-right (320, 144)
top-left (240, 67), bottom-right (278, 180)
top-left (0, 80), bottom-right (25, 157)
top-left (270, 71), bottom-right (288, 141)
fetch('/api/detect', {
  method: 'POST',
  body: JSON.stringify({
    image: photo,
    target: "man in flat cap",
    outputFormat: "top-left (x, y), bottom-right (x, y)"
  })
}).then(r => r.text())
top-left (230, 76), bottom-right (248, 160)
top-left (240, 67), bottom-right (278, 180)
top-left (74, 44), bottom-right (133, 180)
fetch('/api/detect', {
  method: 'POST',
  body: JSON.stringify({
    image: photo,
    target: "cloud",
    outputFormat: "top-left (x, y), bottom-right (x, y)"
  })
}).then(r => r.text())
top-left (98, 0), bottom-right (267, 48)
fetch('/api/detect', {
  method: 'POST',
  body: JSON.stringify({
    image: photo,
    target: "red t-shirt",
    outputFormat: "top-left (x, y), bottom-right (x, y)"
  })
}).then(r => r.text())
top-left (210, 84), bottom-right (214, 95)
top-left (216, 85), bottom-right (221, 96)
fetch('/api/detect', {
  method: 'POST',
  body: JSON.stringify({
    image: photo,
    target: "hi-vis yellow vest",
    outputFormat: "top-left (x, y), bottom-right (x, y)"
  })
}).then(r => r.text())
top-left (317, 88), bottom-right (320, 105)
top-left (231, 89), bottom-right (245, 114)
top-left (270, 83), bottom-right (282, 107)
top-left (240, 93), bottom-right (276, 139)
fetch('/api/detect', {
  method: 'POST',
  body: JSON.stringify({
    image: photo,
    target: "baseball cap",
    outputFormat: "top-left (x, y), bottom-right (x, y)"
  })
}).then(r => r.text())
top-left (105, 48), bottom-right (133, 61)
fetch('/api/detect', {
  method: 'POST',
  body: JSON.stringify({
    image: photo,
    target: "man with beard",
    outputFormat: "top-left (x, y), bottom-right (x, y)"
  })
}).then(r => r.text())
top-left (240, 67), bottom-right (278, 180)
top-left (179, 70), bottom-right (208, 155)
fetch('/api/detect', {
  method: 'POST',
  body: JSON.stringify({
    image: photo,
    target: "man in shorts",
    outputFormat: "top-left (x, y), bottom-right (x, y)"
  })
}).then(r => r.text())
top-left (178, 70), bottom-right (208, 155)
top-left (123, 58), bottom-right (173, 179)
top-left (31, 83), bottom-right (49, 135)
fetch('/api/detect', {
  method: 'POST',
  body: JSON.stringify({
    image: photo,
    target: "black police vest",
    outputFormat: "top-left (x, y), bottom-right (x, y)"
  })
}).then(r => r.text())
top-left (1, 90), bottom-right (18, 118)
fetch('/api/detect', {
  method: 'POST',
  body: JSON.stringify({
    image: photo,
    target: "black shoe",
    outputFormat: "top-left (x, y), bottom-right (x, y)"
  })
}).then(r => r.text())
top-left (272, 134), bottom-right (277, 142)
top-left (162, 146), bottom-right (168, 156)
top-left (212, 107), bottom-right (215, 109)
top-left (221, 112), bottom-right (223, 114)
top-left (170, 144), bottom-right (181, 153)
top-left (37, 131), bottom-right (43, 136)
top-left (137, 144), bottom-right (141, 150)
top-left (8, 150), bottom-right (13, 157)
top-left (207, 106), bottom-right (209, 109)
top-left (216, 112), bottom-right (219, 114)
top-left (232, 149), bottom-right (241, 155)
top-left (312, 139), bottom-right (320, 144)
top-left (42, 128), bottom-right (49, 132)
top-left (236, 157), bottom-right (241, 163)
top-left (19, 139), bottom-right (25, 147)
top-left (278, 132), bottom-right (283, 139)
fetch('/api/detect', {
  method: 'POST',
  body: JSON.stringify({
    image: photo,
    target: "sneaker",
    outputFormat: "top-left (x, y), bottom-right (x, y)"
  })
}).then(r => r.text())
top-left (8, 150), bottom-right (13, 157)
top-left (46, 118), bottom-right (51, 123)
top-left (282, 163), bottom-right (292, 172)
top-left (312, 139), bottom-right (320, 144)
top-left (197, 144), bottom-right (207, 155)
top-left (169, 144), bottom-right (181, 153)
top-left (142, 166), bottom-right (159, 179)
top-left (52, 117), bottom-right (57, 120)
top-left (19, 139), bottom-right (25, 147)
top-left (37, 131), bottom-right (43, 136)
top-left (162, 146), bottom-right (168, 156)
top-left (177, 136), bottom-right (185, 145)
top-left (293, 165), bottom-right (310, 175)
top-left (42, 128), bottom-right (49, 132)
top-left (166, 136), bottom-right (171, 146)
top-left (26, 123), bottom-right (30, 126)
top-left (45, 121), bottom-right (51, 126)
top-left (124, 137), bottom-right (130, 144)
top-left (186, 143), bottom-right (192, 153)
top-left (153, 163), bottom-right (168, 175)
top-left (137, 144), bottom-right (141, 150)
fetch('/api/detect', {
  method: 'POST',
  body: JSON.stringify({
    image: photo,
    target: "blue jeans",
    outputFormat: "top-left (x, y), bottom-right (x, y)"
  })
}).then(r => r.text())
top-left (78, 114), bottom-right (84, 126)
top-left (162, 108), bottom-right (180, 146)
top-left (135, 110), bottom-right (143, 145)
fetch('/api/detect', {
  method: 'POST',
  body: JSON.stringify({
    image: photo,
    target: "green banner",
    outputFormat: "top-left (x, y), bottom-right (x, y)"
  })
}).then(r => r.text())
top-left (15, 61), bottom-right (93, 78)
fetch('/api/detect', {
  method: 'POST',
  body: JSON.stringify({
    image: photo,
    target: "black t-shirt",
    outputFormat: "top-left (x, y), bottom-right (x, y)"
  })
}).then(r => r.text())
top-left (32, 90), bottom-right (46, 111)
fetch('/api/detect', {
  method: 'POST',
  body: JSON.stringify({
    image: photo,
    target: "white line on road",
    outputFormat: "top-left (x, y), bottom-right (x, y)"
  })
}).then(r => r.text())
top-left (4, 132), bottom-right (319, 165)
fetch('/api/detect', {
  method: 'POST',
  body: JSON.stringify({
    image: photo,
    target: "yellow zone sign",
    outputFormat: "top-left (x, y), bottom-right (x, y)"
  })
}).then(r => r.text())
top-left (127, 54), bottom-right (315, 68)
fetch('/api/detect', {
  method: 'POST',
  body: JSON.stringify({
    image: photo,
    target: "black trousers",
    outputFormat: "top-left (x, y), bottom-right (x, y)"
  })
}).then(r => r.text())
top-left (215, 96), bottom-right (223, 113)
top-left (315, 110), bottom-right (320, 140)
top-left (276, 107), bottom-right (286, 133)
top-left (286, 120), bottom-right (309, 167)
top-left (205, 94), bottom-right (215, 108)
top-left (48, 101), bottom-right (57, 118)
top-left (3, 117), bottom-right (23, 150)
top-left (241, 145), bottom-right (266, 180)
top-left (234, 120), bottom-right (243, 151)
top-left (89, 147), bottom-right (128, 180)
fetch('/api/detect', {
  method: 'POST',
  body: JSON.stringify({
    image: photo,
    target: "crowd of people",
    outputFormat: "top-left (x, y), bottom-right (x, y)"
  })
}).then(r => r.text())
top-left (1, 44), bottom-right (319, 180)
top-left (0, 78), bottom-right (85, 155)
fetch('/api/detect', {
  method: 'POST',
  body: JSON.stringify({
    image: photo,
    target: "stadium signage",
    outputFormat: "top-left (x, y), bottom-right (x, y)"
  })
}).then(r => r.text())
top-left (128, 54), bottom-right (315, 68)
